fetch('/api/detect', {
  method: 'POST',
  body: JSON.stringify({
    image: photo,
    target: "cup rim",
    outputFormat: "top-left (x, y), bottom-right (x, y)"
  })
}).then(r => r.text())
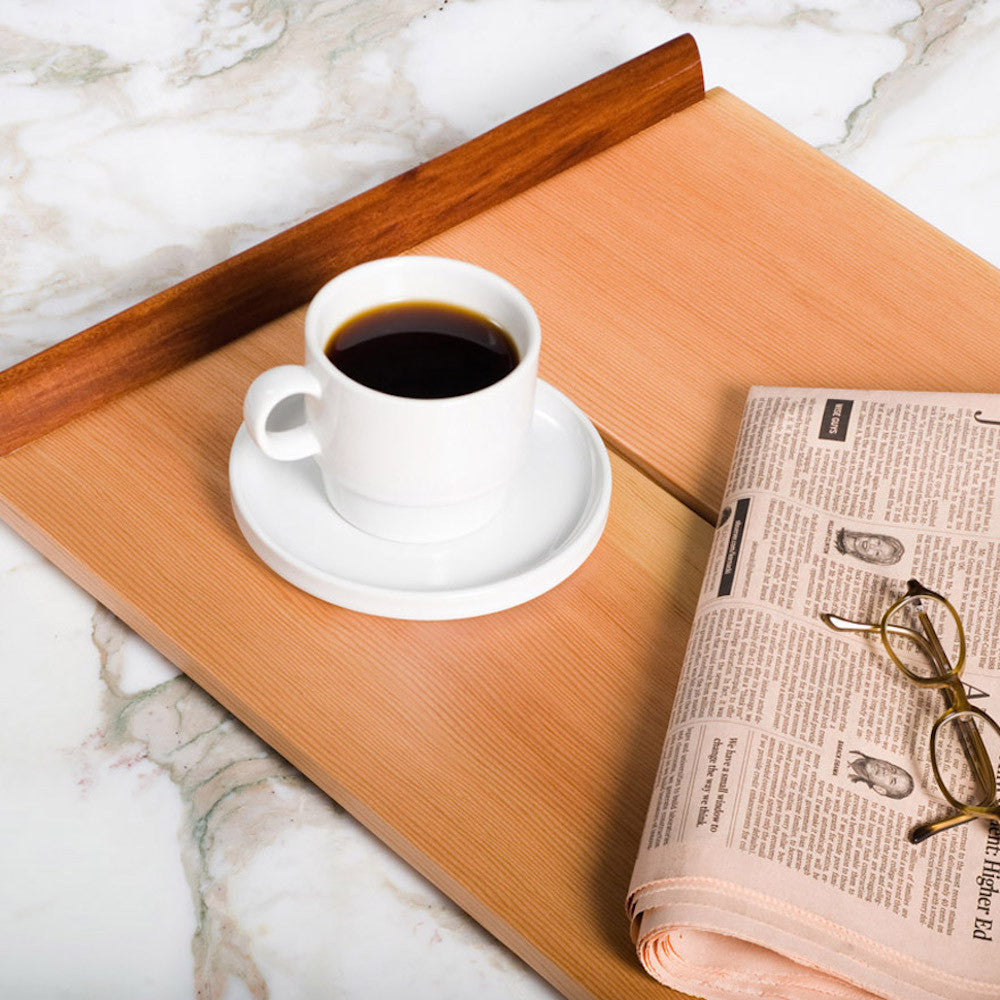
top-left (303, 255), bottom-right (540, 406)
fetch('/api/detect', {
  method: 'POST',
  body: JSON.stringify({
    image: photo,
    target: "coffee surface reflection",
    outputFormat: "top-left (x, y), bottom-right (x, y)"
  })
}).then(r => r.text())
top-left (324, 301), bottom-right (519, 399)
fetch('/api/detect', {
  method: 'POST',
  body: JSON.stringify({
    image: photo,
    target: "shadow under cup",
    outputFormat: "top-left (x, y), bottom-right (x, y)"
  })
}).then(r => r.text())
top-left (296, 257), bottom-right (540, 544)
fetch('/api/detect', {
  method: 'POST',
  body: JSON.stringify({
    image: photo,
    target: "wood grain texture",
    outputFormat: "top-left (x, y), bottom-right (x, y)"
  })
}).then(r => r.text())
top-left (413, 87), bottom-right (1000, 521)
top-left (0, 34), bottom-right (703, 456)
top-left (4, 85), bottom-right (1000, 1000)
top-left (0, 312), bottom-right (711, 1000)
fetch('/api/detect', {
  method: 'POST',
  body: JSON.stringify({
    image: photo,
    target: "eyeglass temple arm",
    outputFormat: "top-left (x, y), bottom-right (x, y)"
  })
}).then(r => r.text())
top-left (820, 613), bottom-right (937, 659)
top-left (915, 606), bottom-right (952, 673)
top-left (909, 808), bottom-right (978, 845)
top-left (819, 613), bottom-right (877, 634)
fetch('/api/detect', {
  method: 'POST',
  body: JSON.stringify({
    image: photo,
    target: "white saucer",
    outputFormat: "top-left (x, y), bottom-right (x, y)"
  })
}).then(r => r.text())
top-left (229, 381), bottom-right (612, 619)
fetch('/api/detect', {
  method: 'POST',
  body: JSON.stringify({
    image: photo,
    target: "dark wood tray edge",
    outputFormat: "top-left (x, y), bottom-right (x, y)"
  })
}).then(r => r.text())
top-left (0, 34), bottom-right (703, 455)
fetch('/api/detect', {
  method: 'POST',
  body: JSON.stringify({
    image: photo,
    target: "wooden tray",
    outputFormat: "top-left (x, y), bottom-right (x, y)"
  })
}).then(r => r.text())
top-left (3, 34), bottom-right (1000, 1000)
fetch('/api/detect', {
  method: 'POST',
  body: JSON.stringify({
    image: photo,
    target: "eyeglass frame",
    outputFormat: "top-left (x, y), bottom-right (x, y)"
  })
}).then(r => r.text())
top-left (821, 578), bottom-right (1000, 845)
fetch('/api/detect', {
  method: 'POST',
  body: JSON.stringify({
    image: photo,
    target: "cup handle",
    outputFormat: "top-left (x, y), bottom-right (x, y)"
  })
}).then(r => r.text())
top-left (243, 365), bottom-right (323, 461)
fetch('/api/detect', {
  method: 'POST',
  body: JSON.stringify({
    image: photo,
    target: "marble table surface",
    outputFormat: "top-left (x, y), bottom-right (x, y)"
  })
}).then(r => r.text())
top-left (2, 2), bottom-right (999, 998)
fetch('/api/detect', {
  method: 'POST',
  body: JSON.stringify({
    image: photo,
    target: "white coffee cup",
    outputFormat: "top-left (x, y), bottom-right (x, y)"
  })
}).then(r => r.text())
top-left (242, 256), bottom-right (540, 543)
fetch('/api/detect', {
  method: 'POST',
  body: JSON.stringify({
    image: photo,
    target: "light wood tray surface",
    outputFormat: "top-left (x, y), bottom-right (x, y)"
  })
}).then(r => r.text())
top-left (2, 38), bottom-right (1000, 1000)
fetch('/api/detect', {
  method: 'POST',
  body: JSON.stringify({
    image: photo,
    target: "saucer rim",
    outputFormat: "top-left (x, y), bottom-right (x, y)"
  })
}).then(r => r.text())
top-left (229, 380), bottom-right (612, 619)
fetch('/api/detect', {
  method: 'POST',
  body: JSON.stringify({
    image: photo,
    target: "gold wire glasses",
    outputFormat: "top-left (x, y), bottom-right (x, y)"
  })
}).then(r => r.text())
top-left (821, 579), bottom-right (1000, 844)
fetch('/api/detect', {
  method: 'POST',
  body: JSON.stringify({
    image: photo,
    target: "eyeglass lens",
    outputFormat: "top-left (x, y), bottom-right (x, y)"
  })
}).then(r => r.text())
top-left (932, 711), bottom-right (1000, 809)
top-left (883, 594), bottom-right (962, 682)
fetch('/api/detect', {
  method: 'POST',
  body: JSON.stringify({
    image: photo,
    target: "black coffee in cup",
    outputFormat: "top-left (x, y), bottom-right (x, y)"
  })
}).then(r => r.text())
top-left (324, 301), bottom-right (519, 399)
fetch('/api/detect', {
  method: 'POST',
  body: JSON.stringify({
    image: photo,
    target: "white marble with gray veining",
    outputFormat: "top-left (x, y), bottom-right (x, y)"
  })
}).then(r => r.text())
top-left (2, 2), bottom-right (1000, 997)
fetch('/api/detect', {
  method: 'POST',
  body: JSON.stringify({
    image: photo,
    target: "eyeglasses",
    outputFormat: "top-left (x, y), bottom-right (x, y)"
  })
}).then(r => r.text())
top-left (821, 579), bottom-right (1000, 844)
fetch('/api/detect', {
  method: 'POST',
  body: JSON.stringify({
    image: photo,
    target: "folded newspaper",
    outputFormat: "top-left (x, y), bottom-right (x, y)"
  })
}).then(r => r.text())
top-left (628, 387), bottom-right (1000, 1000)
